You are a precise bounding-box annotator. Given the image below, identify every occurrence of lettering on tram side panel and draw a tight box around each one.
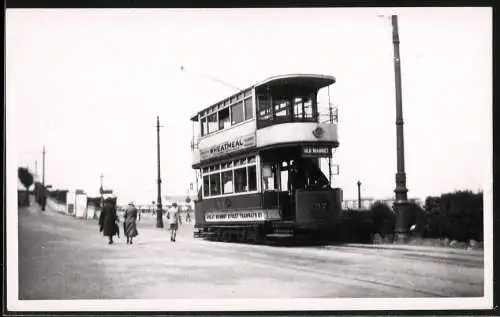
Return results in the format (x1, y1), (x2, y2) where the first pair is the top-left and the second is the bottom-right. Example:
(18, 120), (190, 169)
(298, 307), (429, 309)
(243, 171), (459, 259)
(302, 145), (331, 157)
(200, 133), (256, 161)
(205, 209), (280, 222)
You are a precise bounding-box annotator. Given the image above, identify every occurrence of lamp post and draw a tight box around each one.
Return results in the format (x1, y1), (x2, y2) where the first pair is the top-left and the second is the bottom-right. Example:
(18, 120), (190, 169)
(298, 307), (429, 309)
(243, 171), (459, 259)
(41, 146), (46, 211)
(156, 116), (164, 228)
(390, 14), (410, 242)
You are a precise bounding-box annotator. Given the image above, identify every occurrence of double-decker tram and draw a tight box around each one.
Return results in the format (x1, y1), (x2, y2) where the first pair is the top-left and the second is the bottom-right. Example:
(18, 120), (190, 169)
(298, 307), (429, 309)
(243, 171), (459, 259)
(190, 74), (344, 244)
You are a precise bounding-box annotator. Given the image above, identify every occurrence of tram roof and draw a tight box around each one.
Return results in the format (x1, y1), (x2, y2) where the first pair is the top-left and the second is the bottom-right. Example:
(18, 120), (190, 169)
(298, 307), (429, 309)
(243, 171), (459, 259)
(190, 73), (335, 121)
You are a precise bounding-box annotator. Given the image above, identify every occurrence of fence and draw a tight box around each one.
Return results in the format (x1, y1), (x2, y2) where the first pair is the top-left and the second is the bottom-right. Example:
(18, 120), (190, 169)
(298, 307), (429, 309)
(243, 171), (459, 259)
(342, 198), (424, 210)
(47, 197), (96, 220)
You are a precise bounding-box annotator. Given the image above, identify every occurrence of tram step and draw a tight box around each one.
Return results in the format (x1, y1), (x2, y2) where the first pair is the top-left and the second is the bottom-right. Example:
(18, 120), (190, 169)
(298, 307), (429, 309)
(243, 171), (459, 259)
(266, 233), (294, 238)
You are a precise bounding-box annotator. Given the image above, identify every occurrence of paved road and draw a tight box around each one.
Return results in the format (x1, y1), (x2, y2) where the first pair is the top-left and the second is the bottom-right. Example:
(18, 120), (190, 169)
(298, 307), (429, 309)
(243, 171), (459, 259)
(18, 200), (483, 300)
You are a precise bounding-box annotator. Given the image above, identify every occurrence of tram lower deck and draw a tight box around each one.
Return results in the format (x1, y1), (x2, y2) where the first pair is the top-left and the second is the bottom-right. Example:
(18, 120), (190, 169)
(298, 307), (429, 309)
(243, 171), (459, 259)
(194, 188), (345, 243)
(193, 145), (348, 244)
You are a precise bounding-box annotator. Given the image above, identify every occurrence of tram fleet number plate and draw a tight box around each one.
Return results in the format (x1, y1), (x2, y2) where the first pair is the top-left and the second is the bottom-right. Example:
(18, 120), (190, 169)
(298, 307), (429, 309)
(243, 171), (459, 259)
(302, 145), (331, 157)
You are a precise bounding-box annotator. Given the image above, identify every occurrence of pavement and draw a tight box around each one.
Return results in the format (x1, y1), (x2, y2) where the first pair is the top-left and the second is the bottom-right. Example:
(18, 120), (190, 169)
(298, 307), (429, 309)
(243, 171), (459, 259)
(18, 198), (484, 300)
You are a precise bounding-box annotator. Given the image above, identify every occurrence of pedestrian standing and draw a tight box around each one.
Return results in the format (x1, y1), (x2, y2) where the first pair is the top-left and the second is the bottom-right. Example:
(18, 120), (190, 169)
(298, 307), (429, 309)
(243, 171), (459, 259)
(99, 197), (119, 244)
(123, 202), (139, 245)
(166, 202), (182, 242)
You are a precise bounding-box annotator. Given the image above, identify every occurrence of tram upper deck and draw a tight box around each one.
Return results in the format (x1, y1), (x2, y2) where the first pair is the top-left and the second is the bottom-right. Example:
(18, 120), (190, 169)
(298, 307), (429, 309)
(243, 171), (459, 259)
(190, 74), (338, 168)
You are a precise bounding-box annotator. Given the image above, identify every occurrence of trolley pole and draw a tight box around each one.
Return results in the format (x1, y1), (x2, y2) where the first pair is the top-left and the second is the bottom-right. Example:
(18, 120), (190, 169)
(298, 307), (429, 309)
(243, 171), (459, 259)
(41, 146), (46, 211)
(156, 116), (164, 228)
(391, 15), (410, 242)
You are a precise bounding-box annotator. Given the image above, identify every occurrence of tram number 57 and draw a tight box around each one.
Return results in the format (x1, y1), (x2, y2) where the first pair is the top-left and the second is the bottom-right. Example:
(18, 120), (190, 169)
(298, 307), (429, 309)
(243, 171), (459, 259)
(313, 201), (328, 210)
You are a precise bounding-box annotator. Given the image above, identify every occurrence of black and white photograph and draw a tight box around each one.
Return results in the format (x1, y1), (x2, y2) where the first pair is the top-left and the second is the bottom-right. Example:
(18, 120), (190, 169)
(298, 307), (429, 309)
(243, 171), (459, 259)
(6, 7), (493, 312)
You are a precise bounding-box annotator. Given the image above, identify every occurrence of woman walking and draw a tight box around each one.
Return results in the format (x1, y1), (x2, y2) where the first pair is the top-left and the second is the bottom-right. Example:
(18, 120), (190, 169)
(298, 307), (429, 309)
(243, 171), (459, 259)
(123, 202), (139, 244)
(99, 197), (119, 244)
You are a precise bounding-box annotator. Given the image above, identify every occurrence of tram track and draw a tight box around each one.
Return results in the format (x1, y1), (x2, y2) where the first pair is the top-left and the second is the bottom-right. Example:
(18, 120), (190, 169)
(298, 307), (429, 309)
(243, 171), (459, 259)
(320, 245), (483, 269)
(184, 240), (483, 297)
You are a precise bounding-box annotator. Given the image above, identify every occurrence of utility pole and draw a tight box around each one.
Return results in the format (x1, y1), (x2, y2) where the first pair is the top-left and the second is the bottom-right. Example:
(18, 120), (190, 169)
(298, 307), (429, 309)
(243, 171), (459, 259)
(357, 180), (362, 209)
(41, 146), (46, 211)
(100, 174), (104, 207)
(391, 14), (410, 242)
(156, 116), (164, 228)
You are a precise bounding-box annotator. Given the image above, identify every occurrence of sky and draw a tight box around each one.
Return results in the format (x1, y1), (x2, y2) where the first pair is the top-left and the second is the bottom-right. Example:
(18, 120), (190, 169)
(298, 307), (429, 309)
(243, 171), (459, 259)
(7, 7), (492, 205)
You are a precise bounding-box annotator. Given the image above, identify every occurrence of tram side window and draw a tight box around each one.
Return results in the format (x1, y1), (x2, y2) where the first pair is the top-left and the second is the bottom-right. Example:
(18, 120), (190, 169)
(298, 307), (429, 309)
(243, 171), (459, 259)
(203, 175), (210, 197)
(208, 113), (218, 133)
(231, 101), (244, 125)
(201, 117), (208, 136)
(248, 165), (257, 191)
(222, 170), (233, 194)
(219, 108), (230, 130)
(244, 97), (253, 120)
(258, 94), (272, 120)
(234, 167), (247, 193)
(209, 173), (221, 196)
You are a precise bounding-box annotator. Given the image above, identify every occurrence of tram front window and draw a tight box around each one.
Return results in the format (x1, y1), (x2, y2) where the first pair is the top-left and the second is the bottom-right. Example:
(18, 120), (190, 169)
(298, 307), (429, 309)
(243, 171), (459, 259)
(274, 98), (290, 121)
(257, 89), (318, 128)
(293, 95), (314, 120)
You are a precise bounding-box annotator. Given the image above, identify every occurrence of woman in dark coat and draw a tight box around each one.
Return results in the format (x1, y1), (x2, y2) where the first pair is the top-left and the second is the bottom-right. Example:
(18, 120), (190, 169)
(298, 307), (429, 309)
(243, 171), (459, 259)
(99, 198), (119, 244)
(123, 202), (139, 244)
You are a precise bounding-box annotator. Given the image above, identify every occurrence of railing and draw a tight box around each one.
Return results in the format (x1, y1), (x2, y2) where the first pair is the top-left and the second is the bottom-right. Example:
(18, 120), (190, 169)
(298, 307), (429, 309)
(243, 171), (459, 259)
(342, 198), (424, 210)
(190, 138), (200, 151)
(317, 103), (338, 124)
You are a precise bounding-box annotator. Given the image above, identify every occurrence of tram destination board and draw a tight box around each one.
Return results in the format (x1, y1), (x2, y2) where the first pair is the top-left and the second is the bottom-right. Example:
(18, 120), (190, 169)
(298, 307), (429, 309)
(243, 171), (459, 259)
(302, 145), (331, 157)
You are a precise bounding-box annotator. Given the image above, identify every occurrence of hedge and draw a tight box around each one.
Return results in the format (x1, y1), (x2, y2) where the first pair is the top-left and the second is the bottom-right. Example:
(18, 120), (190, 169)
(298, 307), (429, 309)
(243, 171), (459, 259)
(424, 190), (483, 242)
(370, 201), (396, 238)
(365, 190), (483, 242)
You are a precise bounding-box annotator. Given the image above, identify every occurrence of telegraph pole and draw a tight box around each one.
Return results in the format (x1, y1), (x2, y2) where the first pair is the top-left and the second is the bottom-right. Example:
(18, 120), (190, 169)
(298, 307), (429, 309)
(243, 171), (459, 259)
(41, 146), (46, 211)
(100, 174), (104, 207)
(357, 180), (362, 209)
(156, 116), (164, 228)
(391, 15), (410, 242)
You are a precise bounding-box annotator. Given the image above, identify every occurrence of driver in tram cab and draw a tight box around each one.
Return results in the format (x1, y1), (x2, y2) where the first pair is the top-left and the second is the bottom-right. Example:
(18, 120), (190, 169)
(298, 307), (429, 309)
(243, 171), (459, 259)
(288, 159), (306, 195)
